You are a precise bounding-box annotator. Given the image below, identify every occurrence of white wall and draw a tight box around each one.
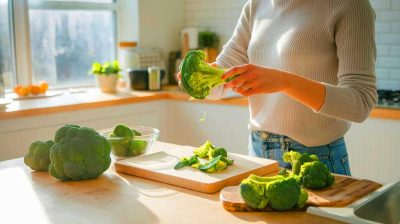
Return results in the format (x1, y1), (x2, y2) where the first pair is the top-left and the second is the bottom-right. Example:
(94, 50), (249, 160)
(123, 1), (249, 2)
(184, 0), (247, 48)
(183, 0), (400, 89)
(370, 0), (400, 89)
(138, 0), (185, 65)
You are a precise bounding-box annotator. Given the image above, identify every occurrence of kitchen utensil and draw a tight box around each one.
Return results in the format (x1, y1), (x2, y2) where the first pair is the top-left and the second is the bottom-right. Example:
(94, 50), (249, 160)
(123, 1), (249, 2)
(181, 27), (198, 58)
(128, 69), (165, 91)
(220, 174), (382, 212)
(115, 146), (279, 194)
(148, 66), (161, 91)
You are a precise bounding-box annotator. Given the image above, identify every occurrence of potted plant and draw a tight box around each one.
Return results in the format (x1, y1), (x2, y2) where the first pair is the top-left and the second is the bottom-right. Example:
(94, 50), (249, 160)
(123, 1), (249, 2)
(90, 61), (121, 93)
(198, 31), (219, 63)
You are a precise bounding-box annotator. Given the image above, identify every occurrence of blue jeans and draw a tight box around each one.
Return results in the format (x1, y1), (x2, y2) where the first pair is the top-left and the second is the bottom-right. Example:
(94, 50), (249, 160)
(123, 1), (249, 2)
(249, 131), (351, 176)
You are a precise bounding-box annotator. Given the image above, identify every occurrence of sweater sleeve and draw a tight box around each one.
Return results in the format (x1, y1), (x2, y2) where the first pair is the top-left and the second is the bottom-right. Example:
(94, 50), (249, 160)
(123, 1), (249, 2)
(207, 0), (254, 100)
(317, 0), (378, 123)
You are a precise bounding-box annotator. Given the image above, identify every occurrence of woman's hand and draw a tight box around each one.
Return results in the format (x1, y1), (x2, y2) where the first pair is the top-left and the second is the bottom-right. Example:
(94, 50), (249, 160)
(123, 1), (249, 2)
(222, 64), (288, 97)
(222, 63), (326, 111)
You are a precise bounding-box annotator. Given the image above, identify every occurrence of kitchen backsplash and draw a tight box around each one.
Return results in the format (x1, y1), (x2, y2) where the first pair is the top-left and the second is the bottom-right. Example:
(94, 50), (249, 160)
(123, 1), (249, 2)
(184, 0), (400, 90)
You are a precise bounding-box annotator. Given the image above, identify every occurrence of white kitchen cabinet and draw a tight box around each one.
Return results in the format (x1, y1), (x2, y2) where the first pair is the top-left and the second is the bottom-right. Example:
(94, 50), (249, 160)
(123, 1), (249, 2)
(0, 101), (168, 161)
(345, 117), (400, 184)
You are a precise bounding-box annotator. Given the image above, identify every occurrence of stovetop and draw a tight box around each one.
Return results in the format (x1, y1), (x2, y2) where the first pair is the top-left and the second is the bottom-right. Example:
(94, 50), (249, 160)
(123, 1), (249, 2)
(377, 89), (400, 109)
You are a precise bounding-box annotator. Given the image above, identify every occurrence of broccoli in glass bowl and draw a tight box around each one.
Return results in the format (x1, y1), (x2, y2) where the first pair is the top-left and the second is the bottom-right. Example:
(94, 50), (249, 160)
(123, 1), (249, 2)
(99, 125), (159, 160)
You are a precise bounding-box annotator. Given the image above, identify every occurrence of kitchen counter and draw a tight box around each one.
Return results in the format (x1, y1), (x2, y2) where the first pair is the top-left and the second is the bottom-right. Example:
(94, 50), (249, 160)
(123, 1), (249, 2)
(0, 141), (343, 224)
(1, 85), (399, 120)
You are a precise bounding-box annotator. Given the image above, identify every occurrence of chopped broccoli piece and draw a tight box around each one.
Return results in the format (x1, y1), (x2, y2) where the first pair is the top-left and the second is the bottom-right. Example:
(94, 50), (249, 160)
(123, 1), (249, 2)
(193, 140), (213, 158)
(283, 151), (319, 175)
(112, 124), (134, 138)
(129, 140), (147, 156)
(198, 155), (227, 173)
(299, 161), (335, 189)
(108, 124), (145, 157)
(174, 155), (199, 169)
(208, 147), (227, 160)
(179, 50), (239, 99)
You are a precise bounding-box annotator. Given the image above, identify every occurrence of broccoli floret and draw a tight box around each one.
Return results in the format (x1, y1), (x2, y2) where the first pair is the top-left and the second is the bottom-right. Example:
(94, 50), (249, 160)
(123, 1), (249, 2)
(179, 50), (238, 99)
(176, 140), (233, 172)
(297, 188), (309, 208)
(198, 155), (227, 173)
(111, 124), (134, 138)
(129, 140), (147, 156)
(24, 140), (55, 171)
(174, 155), (199, 169)
(193, 140), (213, 158)
(298, 161), (335, 189)
(49, 124), (111, 181)
(208, 147), (227, 159)
(283, 151), (319, 175)
(108, 124), (145, 157)
(240, 174), (308, 211)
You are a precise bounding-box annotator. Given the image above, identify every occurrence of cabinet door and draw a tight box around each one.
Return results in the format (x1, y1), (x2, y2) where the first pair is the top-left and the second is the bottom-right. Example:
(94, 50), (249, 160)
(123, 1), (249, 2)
(0, 101), (166, 161)
(345, 118), (400, 183)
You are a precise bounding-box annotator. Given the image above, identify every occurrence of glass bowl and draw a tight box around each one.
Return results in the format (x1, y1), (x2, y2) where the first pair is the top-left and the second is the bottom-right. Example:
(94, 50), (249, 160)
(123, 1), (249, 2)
(99, 126), (159, 160)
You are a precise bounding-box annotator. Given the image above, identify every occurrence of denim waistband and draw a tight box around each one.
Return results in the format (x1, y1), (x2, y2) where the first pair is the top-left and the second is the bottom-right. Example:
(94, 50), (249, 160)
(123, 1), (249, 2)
(252, 130), (295, 143)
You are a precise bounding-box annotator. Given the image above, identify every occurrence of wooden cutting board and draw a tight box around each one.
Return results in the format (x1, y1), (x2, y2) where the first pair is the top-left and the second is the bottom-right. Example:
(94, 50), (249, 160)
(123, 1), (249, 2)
(220, 174), (382, 212)
(114, 146), (279, 194)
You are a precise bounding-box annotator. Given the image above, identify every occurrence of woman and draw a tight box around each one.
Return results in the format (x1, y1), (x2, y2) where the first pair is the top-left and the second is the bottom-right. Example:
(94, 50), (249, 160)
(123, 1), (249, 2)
(180, 0), (377, 175)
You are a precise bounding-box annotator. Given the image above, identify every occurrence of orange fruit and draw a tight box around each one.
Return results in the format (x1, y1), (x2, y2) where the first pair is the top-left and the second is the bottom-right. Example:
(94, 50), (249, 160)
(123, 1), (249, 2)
(18, 86), (30, 96)
(13, 85), (22, 94)
(30, 85), (42, 95)
(39, 81), (48, 93)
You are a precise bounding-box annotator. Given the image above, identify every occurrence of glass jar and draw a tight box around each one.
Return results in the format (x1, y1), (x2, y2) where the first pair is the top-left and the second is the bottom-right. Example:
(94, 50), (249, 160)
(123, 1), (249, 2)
(118, 41), (140, 90)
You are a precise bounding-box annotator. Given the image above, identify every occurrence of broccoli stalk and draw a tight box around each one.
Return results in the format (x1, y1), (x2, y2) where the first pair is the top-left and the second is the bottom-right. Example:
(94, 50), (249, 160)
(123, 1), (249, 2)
(179, 50), (239, 99)
(240, 174), (307, 211)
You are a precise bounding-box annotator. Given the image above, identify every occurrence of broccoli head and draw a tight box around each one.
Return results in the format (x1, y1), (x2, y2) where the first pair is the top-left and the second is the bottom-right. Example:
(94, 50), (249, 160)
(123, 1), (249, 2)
(283, 151), (319, 175)
(240, 174), (308, 211)
(298, 161), (335, 189)
(24, 140), (55, 171)
(49, 124), (111, 181)
(179, 50), (238, 99)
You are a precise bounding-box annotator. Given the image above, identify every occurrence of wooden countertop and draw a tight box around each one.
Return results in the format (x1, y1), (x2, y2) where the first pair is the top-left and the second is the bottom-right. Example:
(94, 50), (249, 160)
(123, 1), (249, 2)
(1, 85), (399, 120)
(0, 141), (343, 224)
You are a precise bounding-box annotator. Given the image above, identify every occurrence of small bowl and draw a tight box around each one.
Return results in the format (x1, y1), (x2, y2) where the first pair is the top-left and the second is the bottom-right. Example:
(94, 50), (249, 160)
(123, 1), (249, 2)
(99, 126), (159, 160)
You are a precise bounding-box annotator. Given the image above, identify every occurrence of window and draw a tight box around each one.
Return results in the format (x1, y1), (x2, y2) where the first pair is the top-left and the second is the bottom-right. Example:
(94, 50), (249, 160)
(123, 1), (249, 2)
(28, 0), (117, 87)
(2, 0), (136, 89)
(29, 10), (116, 86)
(0, 0), (15, 89)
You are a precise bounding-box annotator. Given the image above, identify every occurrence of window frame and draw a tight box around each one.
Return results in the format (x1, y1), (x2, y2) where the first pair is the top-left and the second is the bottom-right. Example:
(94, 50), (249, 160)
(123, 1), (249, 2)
(9, 0), (132, 89)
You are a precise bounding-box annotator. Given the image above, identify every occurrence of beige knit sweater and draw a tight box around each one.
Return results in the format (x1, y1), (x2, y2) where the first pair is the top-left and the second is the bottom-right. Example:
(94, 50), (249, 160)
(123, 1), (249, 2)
(212, 0), (378, 146)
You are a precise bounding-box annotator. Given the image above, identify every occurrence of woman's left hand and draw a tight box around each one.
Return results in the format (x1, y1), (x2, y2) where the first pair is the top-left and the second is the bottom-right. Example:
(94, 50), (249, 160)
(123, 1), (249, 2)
(222, 64), (288, 97)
